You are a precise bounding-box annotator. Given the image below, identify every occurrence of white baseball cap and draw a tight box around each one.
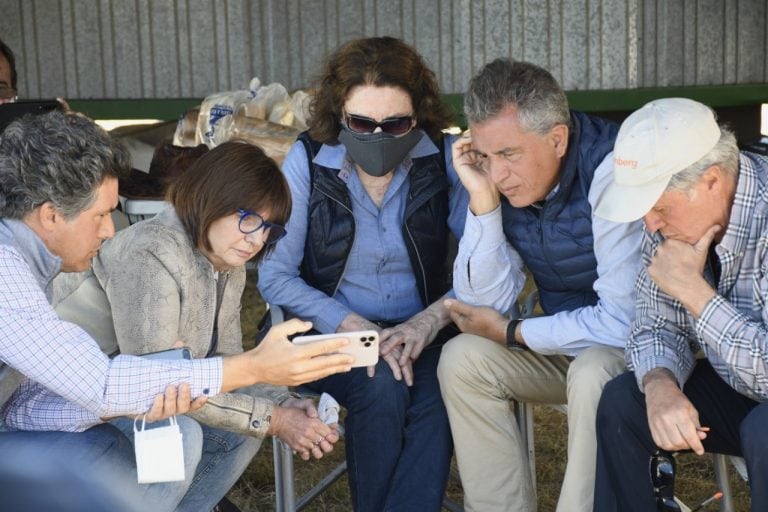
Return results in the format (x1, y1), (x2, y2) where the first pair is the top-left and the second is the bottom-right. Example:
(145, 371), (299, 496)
(594, 98), (721, 222)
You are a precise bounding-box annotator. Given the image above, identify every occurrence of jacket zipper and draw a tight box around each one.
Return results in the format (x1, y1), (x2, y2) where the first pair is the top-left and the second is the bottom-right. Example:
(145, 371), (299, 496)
(317, 187), (356, 298)
(404, 222), (428, 305)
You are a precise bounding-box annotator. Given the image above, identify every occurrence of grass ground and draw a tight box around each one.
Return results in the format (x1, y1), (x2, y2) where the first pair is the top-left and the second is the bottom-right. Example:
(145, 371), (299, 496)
(230, 271), (751, 511)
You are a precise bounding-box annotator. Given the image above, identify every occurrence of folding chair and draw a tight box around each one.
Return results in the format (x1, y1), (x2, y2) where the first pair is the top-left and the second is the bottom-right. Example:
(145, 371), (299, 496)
(272, 420), (348, 511)
(263, 304), (464, 511)
(713, 454), (748, 512)
(262, 304), (348, 511)
(513, 291), (747, 512)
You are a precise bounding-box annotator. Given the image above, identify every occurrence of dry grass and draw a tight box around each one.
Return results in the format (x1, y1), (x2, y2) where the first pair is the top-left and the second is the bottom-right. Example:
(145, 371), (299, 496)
(231, 271), (751, 511)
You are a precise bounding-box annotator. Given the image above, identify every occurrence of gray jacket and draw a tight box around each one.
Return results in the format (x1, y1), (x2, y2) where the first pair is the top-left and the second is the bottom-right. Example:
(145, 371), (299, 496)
(55, 207), (289, 438)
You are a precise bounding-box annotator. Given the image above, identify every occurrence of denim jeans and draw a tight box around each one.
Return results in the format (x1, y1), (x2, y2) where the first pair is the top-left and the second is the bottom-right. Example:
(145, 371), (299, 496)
(594, 361), (766, 512)
(0, 423), (143, 511)
(303, 343), (453, 512)
(112, 415), (261, 511)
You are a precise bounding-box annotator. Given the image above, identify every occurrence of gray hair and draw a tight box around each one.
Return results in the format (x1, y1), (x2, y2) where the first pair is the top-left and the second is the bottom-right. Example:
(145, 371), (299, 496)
(666, 125), (739, 194)
(464, 58), (571, 134)
(0, 110), (130, 219)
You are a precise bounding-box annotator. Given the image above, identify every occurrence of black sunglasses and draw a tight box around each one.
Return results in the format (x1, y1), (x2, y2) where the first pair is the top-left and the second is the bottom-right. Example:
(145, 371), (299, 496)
(237, 209), (287, 245)
(343, 113), (415, 136)
(650, 450), (681, 512)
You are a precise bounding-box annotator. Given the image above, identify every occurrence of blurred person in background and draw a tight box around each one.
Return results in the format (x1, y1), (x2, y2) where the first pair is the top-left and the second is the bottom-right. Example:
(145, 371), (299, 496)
(0, 36), (69, 110)
(0, 37), (17, 104)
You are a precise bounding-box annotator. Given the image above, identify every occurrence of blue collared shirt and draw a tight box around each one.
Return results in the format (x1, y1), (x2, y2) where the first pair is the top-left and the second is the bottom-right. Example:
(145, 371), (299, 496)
(259, 131), (468, 333)
(453, 152), (643, 356)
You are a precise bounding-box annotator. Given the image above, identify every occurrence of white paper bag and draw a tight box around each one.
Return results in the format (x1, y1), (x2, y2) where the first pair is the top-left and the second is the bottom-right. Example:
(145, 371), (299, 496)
(133, 415), (185, 484)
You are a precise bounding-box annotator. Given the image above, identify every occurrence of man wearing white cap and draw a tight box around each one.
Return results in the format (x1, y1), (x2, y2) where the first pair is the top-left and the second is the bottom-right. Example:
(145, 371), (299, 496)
(437, 58), (643, 512)
(593, 97), (768, 511)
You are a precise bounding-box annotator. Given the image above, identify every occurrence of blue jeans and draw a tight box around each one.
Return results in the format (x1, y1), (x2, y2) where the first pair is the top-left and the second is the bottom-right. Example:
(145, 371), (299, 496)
(112, 416), (261, 511)
(594, 360), (766, 512)
(0, 423), (142, 511)
(303, 343), (452, 512)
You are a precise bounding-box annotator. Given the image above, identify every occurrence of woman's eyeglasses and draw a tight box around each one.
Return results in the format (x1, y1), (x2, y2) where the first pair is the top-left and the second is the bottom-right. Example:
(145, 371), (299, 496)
(237, 209), (287, 245)
(343, 113), (415, 136)
(650, 450), (681, 512)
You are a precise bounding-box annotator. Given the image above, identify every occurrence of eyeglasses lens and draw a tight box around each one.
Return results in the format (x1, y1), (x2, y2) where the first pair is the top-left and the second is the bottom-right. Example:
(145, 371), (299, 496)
(345, 114), (413, 136)
(650, 451), (680, 512)
(239, 210), (287, 245)
(239, 212), (264, 234)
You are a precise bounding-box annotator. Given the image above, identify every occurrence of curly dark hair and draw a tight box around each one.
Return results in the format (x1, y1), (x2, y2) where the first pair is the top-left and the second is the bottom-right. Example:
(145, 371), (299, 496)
(308, 36), (454, 143)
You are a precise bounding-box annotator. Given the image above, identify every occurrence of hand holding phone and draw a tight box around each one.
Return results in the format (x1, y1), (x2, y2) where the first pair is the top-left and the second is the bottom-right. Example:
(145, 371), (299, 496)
(293, 330), (379, 367)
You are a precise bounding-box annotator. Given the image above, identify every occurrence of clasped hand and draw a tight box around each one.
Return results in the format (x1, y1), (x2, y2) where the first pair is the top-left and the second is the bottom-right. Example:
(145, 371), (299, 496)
(377, 313), (439, 386)
(270, 397), (341, 461)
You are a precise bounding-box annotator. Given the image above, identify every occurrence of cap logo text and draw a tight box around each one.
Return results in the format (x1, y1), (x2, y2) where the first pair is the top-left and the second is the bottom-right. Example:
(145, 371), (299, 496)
(614, 156), (638, 169)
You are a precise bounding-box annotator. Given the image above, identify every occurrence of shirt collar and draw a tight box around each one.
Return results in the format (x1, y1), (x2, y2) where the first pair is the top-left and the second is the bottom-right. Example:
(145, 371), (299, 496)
(0, 218), (62, 299)
(313, 129), (438, 170)
(718, 153), (760, 259)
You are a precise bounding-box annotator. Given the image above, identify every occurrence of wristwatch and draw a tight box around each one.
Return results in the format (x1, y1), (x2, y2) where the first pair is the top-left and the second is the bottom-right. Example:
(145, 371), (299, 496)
(506, 318), (528, 351)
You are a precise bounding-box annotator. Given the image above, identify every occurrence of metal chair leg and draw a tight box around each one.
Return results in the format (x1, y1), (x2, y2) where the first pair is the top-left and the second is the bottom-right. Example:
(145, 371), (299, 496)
(514, 400), (537, 497)
(274, 437), (296, 512)
(295, 460), (347, 510)
(713, 453), (734, 512)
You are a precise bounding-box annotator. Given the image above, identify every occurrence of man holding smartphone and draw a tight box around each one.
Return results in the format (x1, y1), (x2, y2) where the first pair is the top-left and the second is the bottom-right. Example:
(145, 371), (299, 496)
(0, 110), (354, 510)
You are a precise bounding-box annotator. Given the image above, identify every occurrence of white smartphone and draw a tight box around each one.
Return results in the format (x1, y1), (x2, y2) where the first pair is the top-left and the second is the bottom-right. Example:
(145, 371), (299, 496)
(293, 330), (379, 367)
(141, 347), (192, 361)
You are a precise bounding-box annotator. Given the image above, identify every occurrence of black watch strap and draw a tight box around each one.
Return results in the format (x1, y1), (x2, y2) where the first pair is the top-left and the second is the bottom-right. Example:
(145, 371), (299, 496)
(506, 318), (528, 351)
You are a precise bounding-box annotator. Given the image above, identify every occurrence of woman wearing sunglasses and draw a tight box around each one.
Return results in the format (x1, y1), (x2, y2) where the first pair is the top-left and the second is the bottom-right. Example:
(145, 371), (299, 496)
(55, 141), (347, 510)
(259, 37), (469, 511)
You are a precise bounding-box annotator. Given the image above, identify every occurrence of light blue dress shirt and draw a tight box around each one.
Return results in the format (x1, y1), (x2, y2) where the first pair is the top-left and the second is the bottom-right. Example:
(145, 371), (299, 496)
(453, 152), (644, 357)
(258, 131), (468, 334)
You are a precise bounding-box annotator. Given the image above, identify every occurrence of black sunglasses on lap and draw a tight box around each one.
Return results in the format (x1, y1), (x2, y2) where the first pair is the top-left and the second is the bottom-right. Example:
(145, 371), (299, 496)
(650, 450), (681, 511)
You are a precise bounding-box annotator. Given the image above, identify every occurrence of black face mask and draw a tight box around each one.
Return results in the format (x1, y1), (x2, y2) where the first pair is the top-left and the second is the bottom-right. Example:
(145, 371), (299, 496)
(337, 127), (422, 177)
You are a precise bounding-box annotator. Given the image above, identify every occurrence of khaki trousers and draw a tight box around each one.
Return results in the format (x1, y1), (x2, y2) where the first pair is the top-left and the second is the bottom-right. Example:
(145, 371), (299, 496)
(437, 334), (625, 512)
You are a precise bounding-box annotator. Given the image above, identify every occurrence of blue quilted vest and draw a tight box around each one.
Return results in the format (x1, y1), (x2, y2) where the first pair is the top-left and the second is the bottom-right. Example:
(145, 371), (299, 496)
(501, 111), (618, 315)
(297, 132), (452, 308)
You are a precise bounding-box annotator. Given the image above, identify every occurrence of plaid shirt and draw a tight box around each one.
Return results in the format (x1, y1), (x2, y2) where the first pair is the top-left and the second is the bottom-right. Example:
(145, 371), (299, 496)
(0, 219), (223, 432)
(628, 152), (768, 402)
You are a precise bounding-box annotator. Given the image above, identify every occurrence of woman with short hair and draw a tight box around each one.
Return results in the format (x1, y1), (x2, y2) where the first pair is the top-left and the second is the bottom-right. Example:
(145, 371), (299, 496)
(57, 140), (345, 511)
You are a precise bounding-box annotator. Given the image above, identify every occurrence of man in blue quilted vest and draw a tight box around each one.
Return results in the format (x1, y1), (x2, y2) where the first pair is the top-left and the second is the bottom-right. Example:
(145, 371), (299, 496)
(437, 58), (643, 512)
